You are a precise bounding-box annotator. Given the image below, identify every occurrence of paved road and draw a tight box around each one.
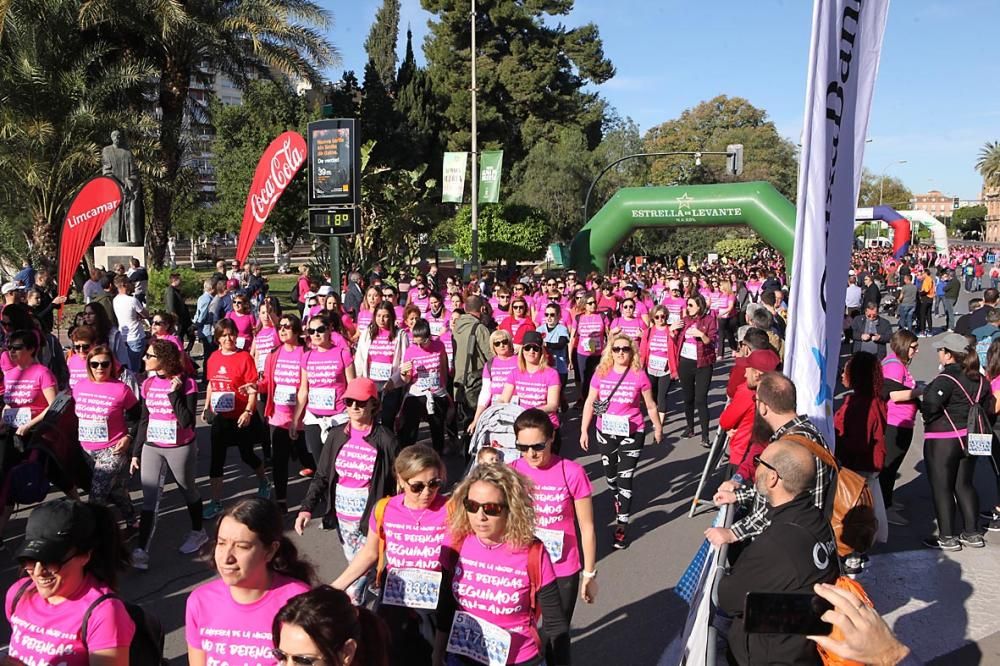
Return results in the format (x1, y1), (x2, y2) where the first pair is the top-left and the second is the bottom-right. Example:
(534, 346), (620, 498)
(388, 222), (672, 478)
(2, 291), (999, 664)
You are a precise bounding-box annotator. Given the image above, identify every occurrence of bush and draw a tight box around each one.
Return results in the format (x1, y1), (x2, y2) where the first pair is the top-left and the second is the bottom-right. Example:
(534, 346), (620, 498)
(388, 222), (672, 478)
(433, 203), (551, 263)
(714, 237), (764, 260)
(146, 267), (202, 310)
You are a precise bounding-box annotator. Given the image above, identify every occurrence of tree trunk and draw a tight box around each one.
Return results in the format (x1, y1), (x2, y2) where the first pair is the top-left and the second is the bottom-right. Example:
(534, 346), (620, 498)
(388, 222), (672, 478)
(33, 212), (58, 270)
(149, 66), (190, 268)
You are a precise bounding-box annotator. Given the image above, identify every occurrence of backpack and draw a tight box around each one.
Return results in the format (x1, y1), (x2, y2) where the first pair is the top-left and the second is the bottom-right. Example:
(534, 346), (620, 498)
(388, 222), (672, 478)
(975, 330), (1000, 368)
(4, 449), (50, 505)
(784, 434), (877, 557)
(11, 580), (167, 665)
(938, 373), (993, 456)
(289, 280), (300, 303)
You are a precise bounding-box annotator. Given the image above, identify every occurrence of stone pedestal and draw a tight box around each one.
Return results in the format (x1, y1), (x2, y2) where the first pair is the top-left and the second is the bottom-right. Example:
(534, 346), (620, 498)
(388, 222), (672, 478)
(93, 244), (146, 271)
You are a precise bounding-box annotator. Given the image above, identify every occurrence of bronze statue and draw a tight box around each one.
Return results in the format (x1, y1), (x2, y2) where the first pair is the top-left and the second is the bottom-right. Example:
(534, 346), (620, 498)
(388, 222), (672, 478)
(100, 130), (144, 244)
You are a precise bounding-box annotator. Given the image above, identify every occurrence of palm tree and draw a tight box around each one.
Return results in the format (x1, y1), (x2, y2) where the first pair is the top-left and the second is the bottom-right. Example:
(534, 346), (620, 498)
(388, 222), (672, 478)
(79, 0), (338, 266)
(978, 141), (1000, 189)
(0, 0), (154, 264)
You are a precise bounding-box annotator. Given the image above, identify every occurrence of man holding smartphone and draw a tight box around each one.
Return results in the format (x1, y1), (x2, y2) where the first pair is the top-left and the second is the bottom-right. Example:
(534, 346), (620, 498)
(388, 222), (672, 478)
(716, 439), (839, 665)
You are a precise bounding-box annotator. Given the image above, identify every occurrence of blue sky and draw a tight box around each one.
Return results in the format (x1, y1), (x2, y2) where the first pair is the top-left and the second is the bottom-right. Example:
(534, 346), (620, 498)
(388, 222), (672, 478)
(320, 0), (998, 200)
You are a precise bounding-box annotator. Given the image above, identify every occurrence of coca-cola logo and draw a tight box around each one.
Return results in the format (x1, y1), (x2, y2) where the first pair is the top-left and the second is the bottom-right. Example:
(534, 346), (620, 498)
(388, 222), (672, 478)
(249, 135), (306, 225)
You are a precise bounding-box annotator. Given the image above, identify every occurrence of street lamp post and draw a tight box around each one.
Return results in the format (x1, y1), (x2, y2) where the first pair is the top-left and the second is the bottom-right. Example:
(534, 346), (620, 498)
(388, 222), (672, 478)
(469, 0), (479, 276)
(878, 159), (907, 206)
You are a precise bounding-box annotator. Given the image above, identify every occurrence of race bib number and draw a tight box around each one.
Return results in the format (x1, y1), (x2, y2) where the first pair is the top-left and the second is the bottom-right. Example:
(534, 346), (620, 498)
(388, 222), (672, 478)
(147, 419), (177, 445)
(273, 385), (297, 407)
(335, 484), (369, 520)
(308, 387), (337, 410)
(446, 611), (511, 666)
(369, 362), (392, 382)
(648, 354), (667, 373)
(429, 320), (446, 337)
(2, 407), (31, 428)
(968, 433), (992, 456)
(601, 413), (631, 437)
(416, 372), (440, 391)
(583, 337), (598, 354)
(211, 391), (236, 413)
(236, 336), (247, 350)
(255, 353), (267, 372)
(535, 527), (565, 562)
(382, 568), (442, 610)
(668, 313), (681, 325)
(78, 418), (109, 442)
(680, 341), (698, 360)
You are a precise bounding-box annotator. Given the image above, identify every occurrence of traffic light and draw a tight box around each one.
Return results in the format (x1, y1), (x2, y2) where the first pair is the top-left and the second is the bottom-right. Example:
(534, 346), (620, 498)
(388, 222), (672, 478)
(953, 196), (960, 209)
(726, 144), (744, 176)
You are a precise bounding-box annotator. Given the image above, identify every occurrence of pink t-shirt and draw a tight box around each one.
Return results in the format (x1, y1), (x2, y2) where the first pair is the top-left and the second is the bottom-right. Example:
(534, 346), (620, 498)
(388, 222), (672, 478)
(335, 425), (376, 523)
(5, 576), (135, 665)
(369, 494), (449, 572)
(409, 293), (431, 316)
(449, 537), (557, 664)
(254, 326), (280, 372)
(882, 354), (918, 428)
(511, 457), (592, 577)
(403, 339), (448, 394)
(225, 311), (257, 350)
(157, 333), (184, 352)
(266, 345), (305, 429)
(142, 374), (199, 446)
(492, 306), (511, 326)
(185, 574), (309, 662)
(591, 368), (652, 433)
(67, 353), (88, 390)
(647, 326), (671, 376)
(366, 328), (397, 382)
(357, 309), (374, 330)
(610, 316), (647, 345)
(304, 345), (353, 416)
(663, 295), (686, 321)
(72, 379), (138, 451)
(505, 366), (561, 428)
(484, 355), (520, 402)
(3, 362), (56, 419)
(426, 309), (452, 339)
(574, 313), (606, 356)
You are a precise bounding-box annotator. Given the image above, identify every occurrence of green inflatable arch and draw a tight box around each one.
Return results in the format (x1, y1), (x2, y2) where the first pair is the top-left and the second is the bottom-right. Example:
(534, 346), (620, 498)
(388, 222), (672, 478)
(569, 181), (796, 274)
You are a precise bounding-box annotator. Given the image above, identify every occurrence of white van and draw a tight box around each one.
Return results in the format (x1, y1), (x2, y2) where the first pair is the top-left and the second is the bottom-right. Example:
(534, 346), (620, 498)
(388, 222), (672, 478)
(864, 237), (892, 249)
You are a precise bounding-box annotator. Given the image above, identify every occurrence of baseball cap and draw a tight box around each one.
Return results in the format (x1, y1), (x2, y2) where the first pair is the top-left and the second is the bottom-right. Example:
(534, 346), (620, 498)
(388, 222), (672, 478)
(521, 331), (544, 348)
(317, 285), (333, 296)
(746, 349), (781, 373)
(1, 282), (25, 295)
(226, 278), (239, 290)
(624, 283), (638, 291)
(343, 377), (378, 403)
(17, 499), (96, 563)
(933, 333), (971, 354)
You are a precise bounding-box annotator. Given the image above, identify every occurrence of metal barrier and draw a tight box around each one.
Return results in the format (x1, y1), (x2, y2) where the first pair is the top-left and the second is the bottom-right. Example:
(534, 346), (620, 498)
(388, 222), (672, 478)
(688, 424), (730, 518)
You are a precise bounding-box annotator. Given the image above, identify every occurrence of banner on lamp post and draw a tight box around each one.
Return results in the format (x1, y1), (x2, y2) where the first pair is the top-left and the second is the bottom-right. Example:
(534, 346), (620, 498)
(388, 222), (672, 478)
(442, 152), (468, 203)
(57, 176), (123, 302)
(785, 0), (889, 449)
(235, 131), (307, 265)
(478, 150), (503, 204)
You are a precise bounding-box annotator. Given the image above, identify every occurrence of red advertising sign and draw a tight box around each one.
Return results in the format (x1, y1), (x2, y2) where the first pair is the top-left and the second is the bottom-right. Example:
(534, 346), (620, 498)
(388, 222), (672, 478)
(235, 131), (307, 265)
(57, 176), (123, 300)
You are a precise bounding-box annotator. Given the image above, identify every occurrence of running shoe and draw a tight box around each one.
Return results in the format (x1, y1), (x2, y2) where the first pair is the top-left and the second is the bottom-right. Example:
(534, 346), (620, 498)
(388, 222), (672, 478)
(257, 479), (273, 500)
(132, 547), (150, 571)
(202, 500), (223, 520)
(612, 525), (629, 550)
(959, 532), (986, 548)
(299, 468), (315, 478)
(681, 428), (694, 439)
(922, 536), (961, 551)
(179, 529), (209, 555)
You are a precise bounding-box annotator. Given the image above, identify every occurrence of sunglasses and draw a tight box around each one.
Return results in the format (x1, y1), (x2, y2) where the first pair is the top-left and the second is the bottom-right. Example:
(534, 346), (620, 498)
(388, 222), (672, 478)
(493, 340), (510, 347)
(21, 552), (76, 576)
(234, 301), (247, 306)
(653, 314), (666, 320)
(271, 648), (323, 666)
(344, 398), (371, 408)
(407, 478), (444, 494)
(622, 305), (635, 310)
(515, 441), (547, 452)
(151, 320), (165, 326)
(753, 454), (781, 479)
(73, 344), (92, 351)
(307, 326), (328, 335)
(545, 312), (558, 317)
(586, 301), (596, 306)
(89, 360), (112, 369)
(512, 305), (526, 310)
(463, 498), (506, 517)
(8, 344), (26, 351)
(522, 344), (542, 353)
(279, 323), (293, 330)
(611, 346), (632, 353)
(382, 293), (394, 298)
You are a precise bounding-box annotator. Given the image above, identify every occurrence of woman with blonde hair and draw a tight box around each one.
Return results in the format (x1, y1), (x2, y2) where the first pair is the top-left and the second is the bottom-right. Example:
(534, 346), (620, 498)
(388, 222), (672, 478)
(467, 329), (519, 433)
(441, 463), (570, 666)
(580, 334), (662, 550)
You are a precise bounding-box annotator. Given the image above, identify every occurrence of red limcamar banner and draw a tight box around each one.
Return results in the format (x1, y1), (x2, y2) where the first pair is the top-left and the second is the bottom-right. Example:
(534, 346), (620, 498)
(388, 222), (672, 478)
(57, 176), (124, 300)
(235, 131), (307, 265)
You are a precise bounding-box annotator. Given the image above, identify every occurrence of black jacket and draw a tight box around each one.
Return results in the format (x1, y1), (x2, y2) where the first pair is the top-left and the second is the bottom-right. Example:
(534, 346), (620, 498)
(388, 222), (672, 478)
(850, 315), (892, 359)
(920, 363), (994, 438)
(718, 493), (839, 666)
(862, 284), (881, 309)
(301, 422), (398, 534)
(164, 284), (191, 330)
(956, 305), (995, 336)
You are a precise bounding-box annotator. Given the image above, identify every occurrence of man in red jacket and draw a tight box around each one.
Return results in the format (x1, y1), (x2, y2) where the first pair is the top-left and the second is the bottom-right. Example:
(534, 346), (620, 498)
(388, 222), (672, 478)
(719, 349), (781, 479)
(726, 327), (779, 399)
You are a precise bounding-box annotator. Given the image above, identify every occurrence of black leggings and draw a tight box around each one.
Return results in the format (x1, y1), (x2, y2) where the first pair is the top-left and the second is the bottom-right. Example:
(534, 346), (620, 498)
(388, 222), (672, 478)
(398, 395), (449, 452)
(596, 429), (643, 523)
(718, 317), (738, 357)
(878, 425), (914, 507)
(648, 372), (673, 414)
(543, 574), (579, 663)
(924, 437), (979, 538)
(209, 414), (264, 478)
(573, 352), (599, 400)
(678, 357), (712, 437)
(304, 423), (329, 468)
(270, 426), (316, 503)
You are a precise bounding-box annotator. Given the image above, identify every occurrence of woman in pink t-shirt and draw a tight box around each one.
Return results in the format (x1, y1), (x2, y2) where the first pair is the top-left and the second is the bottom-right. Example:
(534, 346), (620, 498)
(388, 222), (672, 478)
(250, 298), (281, 463)
(500, 330), (562, 450)
(298, 312), (356, 466)
(441, 463), (569, 666)
(187, 497), (315, 666)
(500, 297), (534, 349)
(150, 310), (184, 351)
(609, 298), (648, 347)
(640, 305), (676, 424)
(510, 408), (597, 639)
(354, 301), (409, 424)
(468, 330), (519, 434)
(6, 500), (134, 666)
(427, 291), (454, 367)
(225, 293), (260, 351)
(878, 330), (922, 524)
(72, 345), (140, 528)
(399, 319), (450, 452)
(354, 286), (383, 340)
(569, 292), (606, 409)
(332, 445), (449, 664)
(580, 335), (663, 550)
(66, 325), (97, 390)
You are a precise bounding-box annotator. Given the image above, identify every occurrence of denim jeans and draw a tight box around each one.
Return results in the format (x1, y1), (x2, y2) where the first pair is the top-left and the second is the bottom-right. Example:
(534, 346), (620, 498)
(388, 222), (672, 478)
(125, 336), (147, 373)
(943, 298), (957, 331)
(898, 304), (915, 331)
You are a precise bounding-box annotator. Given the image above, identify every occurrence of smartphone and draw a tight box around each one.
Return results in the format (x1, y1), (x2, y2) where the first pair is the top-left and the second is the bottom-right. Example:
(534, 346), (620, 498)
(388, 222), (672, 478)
(743, 592), (833, 635)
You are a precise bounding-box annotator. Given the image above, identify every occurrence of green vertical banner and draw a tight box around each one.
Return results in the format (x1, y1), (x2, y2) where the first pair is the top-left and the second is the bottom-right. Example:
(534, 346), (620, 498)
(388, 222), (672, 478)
(442, 152), (468, 203)
(478, 150), (504, 204)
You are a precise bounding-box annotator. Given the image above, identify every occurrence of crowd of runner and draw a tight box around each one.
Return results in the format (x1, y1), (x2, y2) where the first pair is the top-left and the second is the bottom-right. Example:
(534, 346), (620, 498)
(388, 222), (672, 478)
(3, 243), (996, 664)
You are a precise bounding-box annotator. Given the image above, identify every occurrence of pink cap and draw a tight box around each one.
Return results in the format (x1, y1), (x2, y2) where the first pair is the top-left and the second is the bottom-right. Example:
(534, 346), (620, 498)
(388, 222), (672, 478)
(343, 377), (378, 402)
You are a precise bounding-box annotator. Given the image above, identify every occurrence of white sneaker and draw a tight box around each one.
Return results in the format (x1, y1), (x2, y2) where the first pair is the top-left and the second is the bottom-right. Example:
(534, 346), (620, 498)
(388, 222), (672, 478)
(179, 529), (209, 555)
(132, 547), (150, 571)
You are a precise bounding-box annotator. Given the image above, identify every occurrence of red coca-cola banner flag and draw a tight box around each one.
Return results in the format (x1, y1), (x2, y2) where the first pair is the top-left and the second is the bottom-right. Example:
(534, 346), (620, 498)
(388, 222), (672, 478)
(57, 176), (123, 301)
(235, 131), (307, 265)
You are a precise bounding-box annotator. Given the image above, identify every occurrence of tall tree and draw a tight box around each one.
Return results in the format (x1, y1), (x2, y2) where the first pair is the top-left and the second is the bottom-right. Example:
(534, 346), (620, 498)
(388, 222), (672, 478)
(978, 141), (1000, 189)
(79, 0), (337, 266)
(857, 168), (912, 208)
(421, 0), (614, 190)
(361, 59), (399, 167)
(394, 29), (442, 172)
(364, 0), (400, 93)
